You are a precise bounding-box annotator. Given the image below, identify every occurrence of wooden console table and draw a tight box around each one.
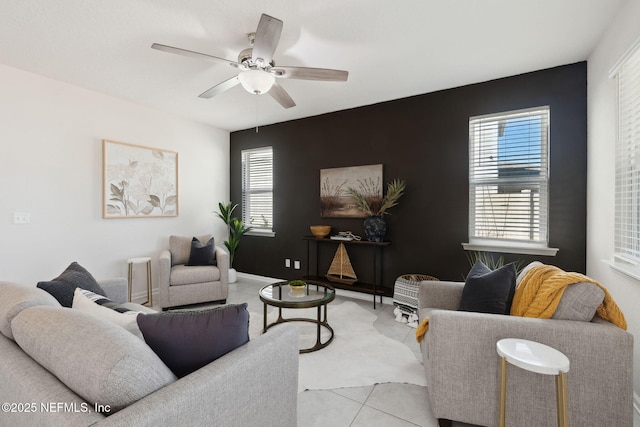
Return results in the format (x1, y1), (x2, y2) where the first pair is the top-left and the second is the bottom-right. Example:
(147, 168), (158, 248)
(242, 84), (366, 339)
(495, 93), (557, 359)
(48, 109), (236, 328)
(303, 236), (390, 308)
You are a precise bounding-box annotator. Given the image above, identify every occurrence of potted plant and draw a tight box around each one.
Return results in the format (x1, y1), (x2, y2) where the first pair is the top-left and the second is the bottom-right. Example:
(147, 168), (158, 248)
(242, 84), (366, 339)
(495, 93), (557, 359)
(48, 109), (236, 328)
(216, 202), (252, 283)
(347, 178), (406, 242)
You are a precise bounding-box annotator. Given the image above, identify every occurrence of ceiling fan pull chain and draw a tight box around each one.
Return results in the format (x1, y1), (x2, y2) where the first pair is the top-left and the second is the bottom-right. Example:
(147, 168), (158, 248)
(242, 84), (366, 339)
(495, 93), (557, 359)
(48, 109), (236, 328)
(255, 98), (258, 133)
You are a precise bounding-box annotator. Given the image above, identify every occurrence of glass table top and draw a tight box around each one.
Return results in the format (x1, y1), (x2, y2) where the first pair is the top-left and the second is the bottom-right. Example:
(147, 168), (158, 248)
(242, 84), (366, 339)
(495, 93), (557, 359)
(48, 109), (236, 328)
(259, 281), (335, 306)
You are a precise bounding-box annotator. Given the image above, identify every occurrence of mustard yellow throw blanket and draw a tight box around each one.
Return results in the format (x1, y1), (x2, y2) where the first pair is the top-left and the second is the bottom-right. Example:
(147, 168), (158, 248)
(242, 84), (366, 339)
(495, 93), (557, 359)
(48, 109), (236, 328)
(416, 264), (627, 343)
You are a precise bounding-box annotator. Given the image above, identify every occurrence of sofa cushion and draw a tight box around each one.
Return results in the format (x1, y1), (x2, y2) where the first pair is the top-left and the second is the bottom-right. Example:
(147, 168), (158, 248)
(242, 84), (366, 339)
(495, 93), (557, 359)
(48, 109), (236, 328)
(0, 282), (60, 340)
(72, 289), (144, 339)
(170, 264), (220, 286)
(170, 234), (212, 266)
(11, 306), (176, 413)
(136, 303), (250, 378)
(458, 261), (516, 315)
(186, 237), (217, 266)
(37, 262), (107, 307)
(552, 282), (605, 322)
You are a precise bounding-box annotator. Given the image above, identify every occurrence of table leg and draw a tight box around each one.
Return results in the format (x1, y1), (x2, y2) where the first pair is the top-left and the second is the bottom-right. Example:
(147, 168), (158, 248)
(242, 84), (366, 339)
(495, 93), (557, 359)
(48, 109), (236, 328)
(499, 356), (507, 427)
(146, 260), (153, 307)
(316, 306), (321, 348)
(556, 372), (568, 427)
(127, 262), (133, 302)
(263, 302), (267, 333)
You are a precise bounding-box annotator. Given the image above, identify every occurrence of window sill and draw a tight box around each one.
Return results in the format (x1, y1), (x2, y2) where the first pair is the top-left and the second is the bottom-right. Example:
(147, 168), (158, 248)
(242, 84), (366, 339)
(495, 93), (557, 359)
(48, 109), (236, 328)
(245, 230), (276, 238)
(605, 258), (640, 282)
(462, 241), (558, 256)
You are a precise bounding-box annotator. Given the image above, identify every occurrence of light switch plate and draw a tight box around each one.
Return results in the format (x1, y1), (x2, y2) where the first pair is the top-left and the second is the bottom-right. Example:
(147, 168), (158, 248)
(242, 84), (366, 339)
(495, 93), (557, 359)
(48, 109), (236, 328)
(13, 212), (30, 224)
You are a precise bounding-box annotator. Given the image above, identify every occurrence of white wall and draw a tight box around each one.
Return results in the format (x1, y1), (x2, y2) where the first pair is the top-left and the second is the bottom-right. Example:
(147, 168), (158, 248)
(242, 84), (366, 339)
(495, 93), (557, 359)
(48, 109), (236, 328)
(587, 0), (640, 401)
(0, 64), (230, 298)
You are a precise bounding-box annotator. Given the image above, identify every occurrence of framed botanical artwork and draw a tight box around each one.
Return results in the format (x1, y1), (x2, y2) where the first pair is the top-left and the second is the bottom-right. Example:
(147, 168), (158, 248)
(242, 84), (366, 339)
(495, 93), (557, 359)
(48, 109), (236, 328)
(320, 164), (383, 218)
(102, 139), (178, 218)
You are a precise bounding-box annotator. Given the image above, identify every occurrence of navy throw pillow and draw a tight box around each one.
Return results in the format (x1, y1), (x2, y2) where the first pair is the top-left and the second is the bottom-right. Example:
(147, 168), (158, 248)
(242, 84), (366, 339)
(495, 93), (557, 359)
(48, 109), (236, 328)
(136, 303), (250, 378)
(37, 262), (107, 307)
(458, 260), (516, 315)
(186, 237), (217, 266)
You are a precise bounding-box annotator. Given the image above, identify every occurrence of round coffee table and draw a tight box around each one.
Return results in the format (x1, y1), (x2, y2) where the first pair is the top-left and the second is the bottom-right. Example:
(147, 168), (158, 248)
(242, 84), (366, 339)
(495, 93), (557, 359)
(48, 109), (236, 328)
(259, 281), (335, 353)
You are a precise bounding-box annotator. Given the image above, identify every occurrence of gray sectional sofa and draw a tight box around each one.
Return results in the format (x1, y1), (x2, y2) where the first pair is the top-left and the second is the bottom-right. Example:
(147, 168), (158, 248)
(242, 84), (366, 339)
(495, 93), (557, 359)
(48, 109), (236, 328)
(0, 279), (299, 427)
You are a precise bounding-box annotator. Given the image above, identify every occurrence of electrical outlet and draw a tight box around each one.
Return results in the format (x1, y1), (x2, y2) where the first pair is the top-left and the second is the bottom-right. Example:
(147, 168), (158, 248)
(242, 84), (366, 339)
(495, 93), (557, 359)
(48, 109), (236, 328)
(13, 212), (30, 224)
(285, 259), (291, 268)
(294, 260), (301, 270)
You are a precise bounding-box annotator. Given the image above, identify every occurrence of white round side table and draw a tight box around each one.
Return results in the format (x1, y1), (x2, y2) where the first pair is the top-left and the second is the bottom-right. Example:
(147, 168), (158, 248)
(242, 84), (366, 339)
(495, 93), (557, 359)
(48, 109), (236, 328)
(127, 257), (152, 307)
(496, 338), (570, 427)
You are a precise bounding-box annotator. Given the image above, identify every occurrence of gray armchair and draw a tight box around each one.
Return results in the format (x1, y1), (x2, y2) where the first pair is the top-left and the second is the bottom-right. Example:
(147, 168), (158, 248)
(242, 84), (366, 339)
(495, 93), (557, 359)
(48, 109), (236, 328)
(158, 235), (229, 309)
(418, 280), (633, 427)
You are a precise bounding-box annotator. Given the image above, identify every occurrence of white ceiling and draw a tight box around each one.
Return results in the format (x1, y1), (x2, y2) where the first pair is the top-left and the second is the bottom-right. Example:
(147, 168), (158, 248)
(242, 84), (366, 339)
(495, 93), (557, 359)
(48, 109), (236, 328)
(0, 0), (626, 132)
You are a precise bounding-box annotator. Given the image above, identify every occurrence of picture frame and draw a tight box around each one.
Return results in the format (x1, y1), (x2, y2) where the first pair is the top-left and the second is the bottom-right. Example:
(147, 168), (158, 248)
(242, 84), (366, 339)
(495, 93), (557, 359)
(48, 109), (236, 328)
(102, 139), (178, 218)
(320, 164), (383, 218)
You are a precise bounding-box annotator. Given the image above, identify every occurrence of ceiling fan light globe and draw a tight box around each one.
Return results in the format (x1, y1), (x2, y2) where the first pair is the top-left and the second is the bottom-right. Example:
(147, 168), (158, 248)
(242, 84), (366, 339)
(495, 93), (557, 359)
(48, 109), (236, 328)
(238, 70), (275, 95)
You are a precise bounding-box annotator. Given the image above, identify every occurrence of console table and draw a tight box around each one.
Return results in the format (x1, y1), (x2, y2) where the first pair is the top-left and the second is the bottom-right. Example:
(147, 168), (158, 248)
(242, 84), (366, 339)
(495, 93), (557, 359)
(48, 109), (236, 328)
(302, 236), (390, 308)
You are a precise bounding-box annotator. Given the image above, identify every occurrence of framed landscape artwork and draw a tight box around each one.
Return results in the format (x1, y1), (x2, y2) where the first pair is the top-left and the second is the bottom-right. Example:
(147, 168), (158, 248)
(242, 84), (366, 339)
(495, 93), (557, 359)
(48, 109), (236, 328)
(102, 139), (178, 218)
(320, 164), (383, 218)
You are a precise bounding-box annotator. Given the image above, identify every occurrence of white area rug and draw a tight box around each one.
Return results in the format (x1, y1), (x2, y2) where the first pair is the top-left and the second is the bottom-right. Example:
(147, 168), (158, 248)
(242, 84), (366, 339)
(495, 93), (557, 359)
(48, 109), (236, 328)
(250, 301), (426, 392)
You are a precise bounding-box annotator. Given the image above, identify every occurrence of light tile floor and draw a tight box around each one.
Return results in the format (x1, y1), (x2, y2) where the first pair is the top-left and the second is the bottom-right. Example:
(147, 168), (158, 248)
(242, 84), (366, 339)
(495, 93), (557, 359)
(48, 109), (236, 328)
(221, 274), (640, 427)
(225, 274), (477, 427)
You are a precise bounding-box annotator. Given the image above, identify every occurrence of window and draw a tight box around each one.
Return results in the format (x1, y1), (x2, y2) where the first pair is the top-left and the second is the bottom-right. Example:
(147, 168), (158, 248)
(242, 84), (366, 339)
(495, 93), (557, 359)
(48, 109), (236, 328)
(241, 147), (274, 236)
(465, 106), (556, 255)
(614, 43), (640, 264)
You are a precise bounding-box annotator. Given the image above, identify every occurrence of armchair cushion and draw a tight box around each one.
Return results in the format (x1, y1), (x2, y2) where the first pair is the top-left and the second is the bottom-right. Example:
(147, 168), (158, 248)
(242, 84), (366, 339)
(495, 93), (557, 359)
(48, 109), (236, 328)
(170, 264), (221, 286)
(186, 237), (217, 266)
(458, 261), (516, 315)
(37, 262), (107, 307)
(136, 303), (250, 378)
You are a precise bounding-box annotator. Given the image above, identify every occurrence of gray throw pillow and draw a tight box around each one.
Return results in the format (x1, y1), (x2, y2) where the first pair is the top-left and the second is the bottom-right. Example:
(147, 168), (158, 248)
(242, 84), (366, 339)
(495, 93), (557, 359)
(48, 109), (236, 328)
(552, 282), (604, 322)
(37, 262), (106, 307)
(137, 303), (250, 378)
(186, 237), (217, 266)
(11, 306), (176, 413)
(458, 261), (516, 315)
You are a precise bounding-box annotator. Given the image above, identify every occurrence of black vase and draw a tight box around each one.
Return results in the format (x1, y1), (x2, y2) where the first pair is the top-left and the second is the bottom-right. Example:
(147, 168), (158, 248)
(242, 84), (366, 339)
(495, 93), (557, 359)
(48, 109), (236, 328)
(363, 215), (386, 242)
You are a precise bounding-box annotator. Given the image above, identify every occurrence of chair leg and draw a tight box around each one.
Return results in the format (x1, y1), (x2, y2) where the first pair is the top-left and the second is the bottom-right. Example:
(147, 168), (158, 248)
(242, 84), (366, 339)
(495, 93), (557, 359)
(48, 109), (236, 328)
(437, 419), (452, 427)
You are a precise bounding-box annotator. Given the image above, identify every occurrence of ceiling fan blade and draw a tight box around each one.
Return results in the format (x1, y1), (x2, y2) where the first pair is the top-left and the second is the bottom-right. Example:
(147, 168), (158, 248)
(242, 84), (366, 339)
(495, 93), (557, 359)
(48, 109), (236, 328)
(268, 81), (296, 108)
(198, 76), (241, 99)
(272, 66), (348, 81)
(151, 43), (236, 66)
(252, 14), (283, 65)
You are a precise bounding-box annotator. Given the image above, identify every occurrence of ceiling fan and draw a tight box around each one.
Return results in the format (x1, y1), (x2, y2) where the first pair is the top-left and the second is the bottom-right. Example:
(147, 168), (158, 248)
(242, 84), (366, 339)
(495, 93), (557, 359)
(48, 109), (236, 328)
(151, 13), (349, 109)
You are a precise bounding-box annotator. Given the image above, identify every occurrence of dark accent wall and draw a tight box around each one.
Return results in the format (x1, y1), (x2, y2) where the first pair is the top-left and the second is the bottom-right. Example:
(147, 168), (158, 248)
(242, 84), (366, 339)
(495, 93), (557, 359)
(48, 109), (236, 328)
(230, 62), (587, 290)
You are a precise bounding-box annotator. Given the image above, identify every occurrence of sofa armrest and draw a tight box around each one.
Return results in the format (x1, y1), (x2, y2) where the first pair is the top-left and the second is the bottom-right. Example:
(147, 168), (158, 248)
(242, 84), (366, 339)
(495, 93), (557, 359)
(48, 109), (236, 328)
(97, 323), (299, 427)
(215, 245), (229, 283)
(424, 310), (633, 426)
(98, 278), (128, 304)
(418, 280), (464, 311)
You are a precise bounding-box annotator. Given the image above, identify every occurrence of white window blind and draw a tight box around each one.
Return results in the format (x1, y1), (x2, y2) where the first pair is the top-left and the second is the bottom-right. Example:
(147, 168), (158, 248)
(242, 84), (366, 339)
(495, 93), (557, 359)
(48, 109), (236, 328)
(614, 44), (640, 262)
(468, 107), (550, 245)
(242, 147), (273, 234)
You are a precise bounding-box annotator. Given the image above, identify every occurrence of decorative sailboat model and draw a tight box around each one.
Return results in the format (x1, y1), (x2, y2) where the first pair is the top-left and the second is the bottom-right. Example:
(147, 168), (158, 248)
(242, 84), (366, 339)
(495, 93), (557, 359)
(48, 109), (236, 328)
(326, 243), (357, 285)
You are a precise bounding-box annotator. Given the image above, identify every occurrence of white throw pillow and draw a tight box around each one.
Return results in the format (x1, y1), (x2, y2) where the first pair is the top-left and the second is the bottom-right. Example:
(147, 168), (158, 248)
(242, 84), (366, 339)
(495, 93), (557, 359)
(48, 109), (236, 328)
(72, 288), (143, 339)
